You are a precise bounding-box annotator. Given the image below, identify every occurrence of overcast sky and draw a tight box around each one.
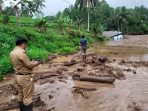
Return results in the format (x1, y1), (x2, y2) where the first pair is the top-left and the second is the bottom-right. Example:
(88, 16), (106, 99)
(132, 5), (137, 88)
(43, 0), (148, 16)
(4, 0), (148, 16)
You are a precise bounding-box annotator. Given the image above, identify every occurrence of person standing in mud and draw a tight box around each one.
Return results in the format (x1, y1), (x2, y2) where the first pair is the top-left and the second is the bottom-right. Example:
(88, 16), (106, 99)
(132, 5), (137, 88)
(80, 35), (88, 60)
(10, 38), (40, 111)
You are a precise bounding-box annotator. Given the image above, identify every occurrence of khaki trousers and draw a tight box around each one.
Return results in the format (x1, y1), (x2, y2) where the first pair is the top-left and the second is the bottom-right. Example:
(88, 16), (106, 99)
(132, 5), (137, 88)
(15, 75), (34, 105)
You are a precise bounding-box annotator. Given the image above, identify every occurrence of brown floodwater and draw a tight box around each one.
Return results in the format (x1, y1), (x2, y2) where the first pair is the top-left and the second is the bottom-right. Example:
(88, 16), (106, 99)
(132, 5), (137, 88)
(90, 42), (148, 61)
(35, 40), (148, 111)
(4, 35), (148, 111)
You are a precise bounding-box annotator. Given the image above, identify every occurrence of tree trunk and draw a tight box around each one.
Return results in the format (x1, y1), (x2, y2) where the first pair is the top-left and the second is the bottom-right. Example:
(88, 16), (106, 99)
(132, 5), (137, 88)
(87, 0), (90, 32)
(79, 75), (116, 83)
(0, 4), (2, 14)
(16, 11), (20, 26)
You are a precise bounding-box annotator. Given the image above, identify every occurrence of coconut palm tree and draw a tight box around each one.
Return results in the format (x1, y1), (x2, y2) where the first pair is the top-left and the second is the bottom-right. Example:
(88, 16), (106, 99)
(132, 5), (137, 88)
(75, 0), (101, 31)
(116, 7), (128, 32)
(6, 0), (45, 25)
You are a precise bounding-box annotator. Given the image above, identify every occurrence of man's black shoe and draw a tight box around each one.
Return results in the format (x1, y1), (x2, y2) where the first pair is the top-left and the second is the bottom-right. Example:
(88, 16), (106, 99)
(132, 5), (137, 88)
(19, 101), (24, 111)
(23, 104), (33, 111)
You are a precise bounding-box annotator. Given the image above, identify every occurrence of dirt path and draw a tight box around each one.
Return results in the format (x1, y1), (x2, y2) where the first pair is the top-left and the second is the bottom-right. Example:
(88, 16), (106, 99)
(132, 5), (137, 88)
(0, 35), (148, 111)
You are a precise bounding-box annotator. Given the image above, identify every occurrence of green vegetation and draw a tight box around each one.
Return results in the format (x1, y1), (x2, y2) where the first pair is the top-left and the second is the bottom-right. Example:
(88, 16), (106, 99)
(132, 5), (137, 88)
(0, 16), (96, 78)
(62, 0), (148, 35)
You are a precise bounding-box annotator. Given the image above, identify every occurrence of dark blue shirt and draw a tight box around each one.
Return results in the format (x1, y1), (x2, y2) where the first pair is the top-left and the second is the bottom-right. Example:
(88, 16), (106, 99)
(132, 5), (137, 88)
(80, 38), (87, 48)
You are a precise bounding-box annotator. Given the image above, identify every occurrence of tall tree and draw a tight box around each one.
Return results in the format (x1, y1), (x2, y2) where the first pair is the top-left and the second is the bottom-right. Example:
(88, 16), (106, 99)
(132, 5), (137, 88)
(3, 0), (45, 25)
(75, 0), (101, 31)
(0, 0), (3, 13)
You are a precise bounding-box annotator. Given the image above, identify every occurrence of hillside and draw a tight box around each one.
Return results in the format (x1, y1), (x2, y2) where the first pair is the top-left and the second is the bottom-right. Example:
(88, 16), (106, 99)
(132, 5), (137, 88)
(0, 16), (95, 77)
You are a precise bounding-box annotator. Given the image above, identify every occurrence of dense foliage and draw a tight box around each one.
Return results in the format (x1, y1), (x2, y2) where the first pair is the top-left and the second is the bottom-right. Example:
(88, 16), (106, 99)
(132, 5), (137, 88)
(61, 0), (148, 34)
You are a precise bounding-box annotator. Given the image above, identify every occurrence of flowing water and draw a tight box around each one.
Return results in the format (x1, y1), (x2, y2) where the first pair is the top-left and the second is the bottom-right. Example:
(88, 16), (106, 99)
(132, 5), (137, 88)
(35, 39), (148, 111)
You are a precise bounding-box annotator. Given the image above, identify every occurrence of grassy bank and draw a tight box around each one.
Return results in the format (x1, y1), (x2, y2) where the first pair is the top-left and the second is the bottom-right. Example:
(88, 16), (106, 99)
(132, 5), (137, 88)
(0, 16), (98, 78)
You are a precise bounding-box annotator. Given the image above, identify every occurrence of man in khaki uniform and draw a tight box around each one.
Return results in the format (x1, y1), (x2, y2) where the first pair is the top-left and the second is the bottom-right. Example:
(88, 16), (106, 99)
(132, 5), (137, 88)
(10, 38), (40, 111)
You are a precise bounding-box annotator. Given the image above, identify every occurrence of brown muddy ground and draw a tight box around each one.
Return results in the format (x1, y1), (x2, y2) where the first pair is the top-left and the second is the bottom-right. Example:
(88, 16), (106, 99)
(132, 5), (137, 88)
(0, 35), (148, 111)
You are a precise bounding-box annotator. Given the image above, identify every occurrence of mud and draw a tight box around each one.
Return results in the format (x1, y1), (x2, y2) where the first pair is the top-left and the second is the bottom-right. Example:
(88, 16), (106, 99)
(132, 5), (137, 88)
(0, 35), (148, 111)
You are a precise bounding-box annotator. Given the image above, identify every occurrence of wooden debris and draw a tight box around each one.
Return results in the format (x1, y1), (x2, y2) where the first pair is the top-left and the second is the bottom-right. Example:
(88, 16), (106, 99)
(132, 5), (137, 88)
(80, 75), (115, 83)
(34, 73), (60, 81)
(73, 86), (97, 91)
(73, 88), (89, 99)
(72, 74), (115, 83)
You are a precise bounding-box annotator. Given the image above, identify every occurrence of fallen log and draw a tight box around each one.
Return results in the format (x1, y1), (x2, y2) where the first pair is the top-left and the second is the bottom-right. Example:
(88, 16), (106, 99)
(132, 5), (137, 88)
(73, 74), (115, 83)
(34, 73), (60, 81)
(80, 75), (116, 83)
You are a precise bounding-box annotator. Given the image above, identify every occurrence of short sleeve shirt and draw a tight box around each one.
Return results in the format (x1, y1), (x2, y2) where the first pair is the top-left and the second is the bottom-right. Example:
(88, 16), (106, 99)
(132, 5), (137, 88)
(80, 38), (87, 48)
(10, 46), (32, 74)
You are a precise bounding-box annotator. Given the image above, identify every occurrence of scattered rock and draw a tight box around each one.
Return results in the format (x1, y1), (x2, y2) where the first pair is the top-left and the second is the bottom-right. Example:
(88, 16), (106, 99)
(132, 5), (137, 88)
(133, 70), (137, 74)
(33, 94), (45, 107)
(98, 56), (108, 63)
(77, 67), (84, 72)
(57, 69), (63, 74)
(113, 59), (116, 62)
(48, 54), (57, 60)
(82, 63), (87, 67)
(128, 102), (142, 111)
(11, 98), (18, 103)
(49, 94), (53, 99)
(7, 84), (18, 95)
(72, 74), (80, 80)
(39, 79), (55, 85)
(119, 60), (126, 65)
(124, 68), (132, 72)
(109, 68), (125, 79)
(88, 71), (95, 76)
(59, 79), (67, 83)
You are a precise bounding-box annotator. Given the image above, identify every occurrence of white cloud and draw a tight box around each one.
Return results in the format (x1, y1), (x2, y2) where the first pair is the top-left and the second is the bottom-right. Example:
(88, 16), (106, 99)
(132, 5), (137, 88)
(43, 0), (75, 16)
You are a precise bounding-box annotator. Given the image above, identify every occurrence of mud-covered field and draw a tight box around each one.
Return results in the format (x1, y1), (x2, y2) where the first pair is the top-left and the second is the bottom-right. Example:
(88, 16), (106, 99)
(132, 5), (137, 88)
(0, 35), (148, 111)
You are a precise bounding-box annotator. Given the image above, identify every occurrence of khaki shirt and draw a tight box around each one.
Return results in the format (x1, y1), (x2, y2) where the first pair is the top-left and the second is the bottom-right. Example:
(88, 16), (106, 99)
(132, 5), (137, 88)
(10, 46), (32, 74)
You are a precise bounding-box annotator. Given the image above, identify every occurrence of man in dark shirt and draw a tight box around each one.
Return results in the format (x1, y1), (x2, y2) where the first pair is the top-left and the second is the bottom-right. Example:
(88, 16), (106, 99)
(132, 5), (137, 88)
(80, 35), (87, 60)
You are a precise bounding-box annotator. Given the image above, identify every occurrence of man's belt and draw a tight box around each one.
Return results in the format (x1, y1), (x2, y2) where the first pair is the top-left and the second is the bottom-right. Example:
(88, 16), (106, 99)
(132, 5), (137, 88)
(15, 73), (31, 75)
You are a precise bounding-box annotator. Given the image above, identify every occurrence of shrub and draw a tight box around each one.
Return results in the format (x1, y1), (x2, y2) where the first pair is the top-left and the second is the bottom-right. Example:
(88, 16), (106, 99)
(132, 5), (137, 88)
(0, 55), (13, 75)
(58, 47), (75, 54)
(2, 15), (9, 24)
(28, 47), (49, 61)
